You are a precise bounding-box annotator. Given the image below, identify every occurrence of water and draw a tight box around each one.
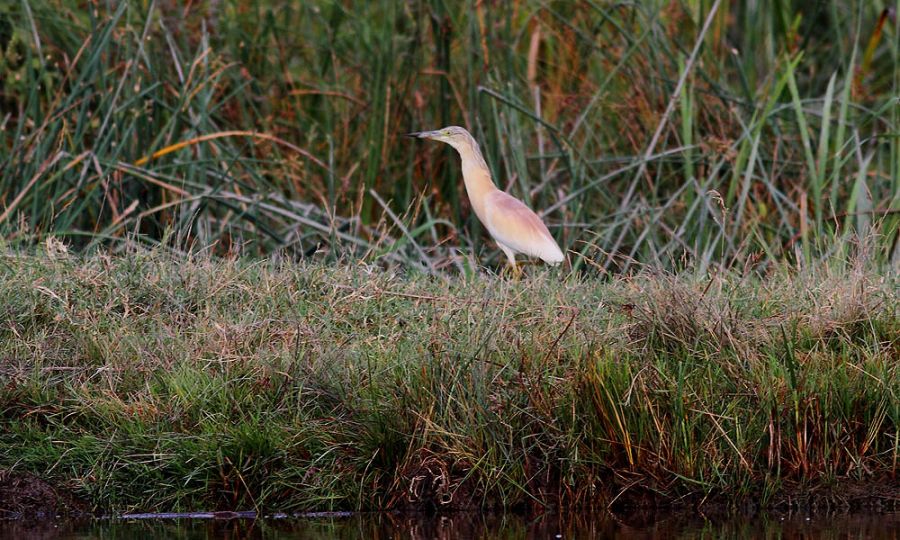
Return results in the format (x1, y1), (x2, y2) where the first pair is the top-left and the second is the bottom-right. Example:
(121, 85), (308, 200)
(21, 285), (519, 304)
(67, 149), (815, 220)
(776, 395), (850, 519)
(1, 511), (898, 539)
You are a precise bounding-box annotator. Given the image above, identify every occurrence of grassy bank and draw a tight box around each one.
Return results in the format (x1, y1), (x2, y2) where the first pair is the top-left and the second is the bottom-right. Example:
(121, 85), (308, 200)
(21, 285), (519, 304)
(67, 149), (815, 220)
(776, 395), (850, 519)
(1, 251), (897, 513)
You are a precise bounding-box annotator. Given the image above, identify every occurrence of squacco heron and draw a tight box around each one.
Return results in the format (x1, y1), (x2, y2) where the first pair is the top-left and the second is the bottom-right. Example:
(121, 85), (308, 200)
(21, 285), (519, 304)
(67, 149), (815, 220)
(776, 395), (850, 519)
(407, 126), (564, 273)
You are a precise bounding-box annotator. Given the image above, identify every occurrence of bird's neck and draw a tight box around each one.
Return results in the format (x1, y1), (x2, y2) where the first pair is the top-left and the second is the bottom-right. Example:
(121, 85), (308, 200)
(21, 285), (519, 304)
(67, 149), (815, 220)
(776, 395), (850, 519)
(458, 142), (497, 222)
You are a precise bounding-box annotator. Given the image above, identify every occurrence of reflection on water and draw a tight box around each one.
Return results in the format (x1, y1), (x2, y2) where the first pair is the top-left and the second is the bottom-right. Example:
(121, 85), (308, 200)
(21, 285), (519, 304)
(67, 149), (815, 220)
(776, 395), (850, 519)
(1, 511), (899, 539)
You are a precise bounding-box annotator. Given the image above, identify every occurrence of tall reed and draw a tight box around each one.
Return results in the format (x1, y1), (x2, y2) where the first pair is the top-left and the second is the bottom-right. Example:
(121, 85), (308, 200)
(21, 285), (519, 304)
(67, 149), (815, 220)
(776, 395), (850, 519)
(0, 1), (898, 273)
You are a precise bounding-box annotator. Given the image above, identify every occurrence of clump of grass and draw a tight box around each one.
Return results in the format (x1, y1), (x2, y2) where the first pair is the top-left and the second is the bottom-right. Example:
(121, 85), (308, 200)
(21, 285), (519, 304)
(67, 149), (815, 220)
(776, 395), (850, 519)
(0, 250), (896, 512)
(1, 2), (898, 273)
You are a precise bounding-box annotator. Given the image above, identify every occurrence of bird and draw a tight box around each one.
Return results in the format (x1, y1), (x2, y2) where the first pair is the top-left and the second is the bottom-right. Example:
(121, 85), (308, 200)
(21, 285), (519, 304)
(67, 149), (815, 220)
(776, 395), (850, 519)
(406, 126), (564, 275)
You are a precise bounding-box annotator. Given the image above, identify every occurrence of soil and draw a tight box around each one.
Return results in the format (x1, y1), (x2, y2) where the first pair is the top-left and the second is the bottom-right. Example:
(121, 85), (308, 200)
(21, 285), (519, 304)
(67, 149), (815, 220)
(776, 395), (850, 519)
(0, 470), (88, 519)
(603, 477), (900, 517)
(0, 468), (897, 519)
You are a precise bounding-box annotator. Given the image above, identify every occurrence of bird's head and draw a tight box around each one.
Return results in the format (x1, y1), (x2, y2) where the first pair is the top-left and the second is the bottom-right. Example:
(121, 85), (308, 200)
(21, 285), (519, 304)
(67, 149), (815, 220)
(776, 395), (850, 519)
(405, 126), (476, 152)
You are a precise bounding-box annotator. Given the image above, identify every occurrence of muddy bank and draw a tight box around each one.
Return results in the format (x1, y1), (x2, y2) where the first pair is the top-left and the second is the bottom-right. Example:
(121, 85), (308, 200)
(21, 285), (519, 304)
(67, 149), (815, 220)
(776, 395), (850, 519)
(1, 469), (897, 520)
(0, 471), (87, 519)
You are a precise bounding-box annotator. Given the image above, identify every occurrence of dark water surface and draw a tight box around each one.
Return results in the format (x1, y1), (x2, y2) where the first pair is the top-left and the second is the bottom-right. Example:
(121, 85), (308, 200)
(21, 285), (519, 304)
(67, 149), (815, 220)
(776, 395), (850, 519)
(1, 511), (898, 539)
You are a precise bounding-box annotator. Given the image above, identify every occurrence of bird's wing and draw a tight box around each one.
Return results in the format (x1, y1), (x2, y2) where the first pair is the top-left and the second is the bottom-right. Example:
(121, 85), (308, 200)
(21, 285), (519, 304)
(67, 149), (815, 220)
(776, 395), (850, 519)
(483, 190), (564, 263)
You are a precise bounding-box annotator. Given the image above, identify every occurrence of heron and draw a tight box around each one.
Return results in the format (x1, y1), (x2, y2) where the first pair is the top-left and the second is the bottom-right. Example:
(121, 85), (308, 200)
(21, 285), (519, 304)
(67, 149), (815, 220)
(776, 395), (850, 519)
(406, 126), (564, 274)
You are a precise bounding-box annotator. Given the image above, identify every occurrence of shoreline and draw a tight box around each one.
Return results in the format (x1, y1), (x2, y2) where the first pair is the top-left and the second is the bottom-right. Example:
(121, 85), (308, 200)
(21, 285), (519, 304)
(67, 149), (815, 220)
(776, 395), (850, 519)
(2, 468), (898, 519)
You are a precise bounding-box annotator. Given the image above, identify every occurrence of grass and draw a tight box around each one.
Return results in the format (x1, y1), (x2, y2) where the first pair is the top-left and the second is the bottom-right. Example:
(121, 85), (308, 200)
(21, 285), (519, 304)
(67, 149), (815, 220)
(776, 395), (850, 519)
(0, 1), (898, 274)
(0, 249), (897, 513)
(1, 0), (899, 517)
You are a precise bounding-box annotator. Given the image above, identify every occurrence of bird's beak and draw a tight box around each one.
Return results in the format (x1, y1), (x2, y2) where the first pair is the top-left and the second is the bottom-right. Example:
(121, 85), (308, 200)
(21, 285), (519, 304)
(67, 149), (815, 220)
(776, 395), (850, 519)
(404, 130), (439, 140)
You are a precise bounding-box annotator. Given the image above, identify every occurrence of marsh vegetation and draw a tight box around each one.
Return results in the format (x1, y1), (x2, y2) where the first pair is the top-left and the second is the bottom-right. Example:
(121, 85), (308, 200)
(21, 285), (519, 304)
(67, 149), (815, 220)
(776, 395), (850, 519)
(1, 253), (897, 512)
(0, 0), (898, 515)
(0, 1), (897, 272)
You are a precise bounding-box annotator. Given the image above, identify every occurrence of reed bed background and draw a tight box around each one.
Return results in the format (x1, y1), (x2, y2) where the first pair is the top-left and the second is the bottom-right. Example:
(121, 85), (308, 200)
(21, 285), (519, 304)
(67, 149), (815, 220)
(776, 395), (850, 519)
(0, 0), (898, 274)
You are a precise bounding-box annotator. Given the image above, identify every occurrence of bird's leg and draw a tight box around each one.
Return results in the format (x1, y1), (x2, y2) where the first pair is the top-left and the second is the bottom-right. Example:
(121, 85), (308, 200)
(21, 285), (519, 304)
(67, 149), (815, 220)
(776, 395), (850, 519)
(498, 244), (520, 280)
(511, 262), (522, 280)
(499, 260), (520, 279)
